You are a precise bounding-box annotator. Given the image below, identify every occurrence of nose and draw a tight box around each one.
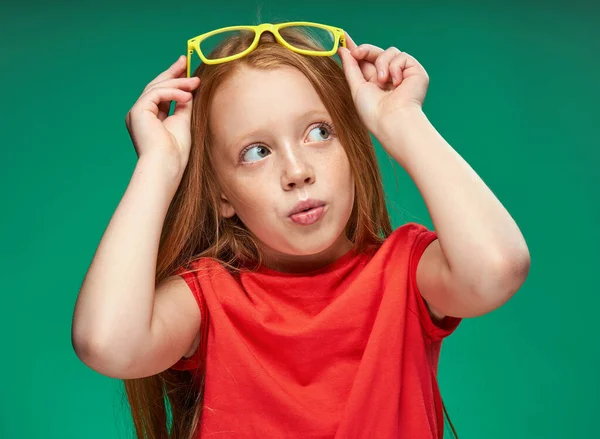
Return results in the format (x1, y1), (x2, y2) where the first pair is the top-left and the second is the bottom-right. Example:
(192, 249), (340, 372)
(281, 150), (315, 190)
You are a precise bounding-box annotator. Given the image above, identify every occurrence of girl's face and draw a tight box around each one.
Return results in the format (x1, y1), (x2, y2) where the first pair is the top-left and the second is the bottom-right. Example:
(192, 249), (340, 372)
(209, 65), (355, 273)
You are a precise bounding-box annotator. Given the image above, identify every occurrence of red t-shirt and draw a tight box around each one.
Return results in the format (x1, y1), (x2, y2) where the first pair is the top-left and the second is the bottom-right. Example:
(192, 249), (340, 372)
(170, 222), (461, 438)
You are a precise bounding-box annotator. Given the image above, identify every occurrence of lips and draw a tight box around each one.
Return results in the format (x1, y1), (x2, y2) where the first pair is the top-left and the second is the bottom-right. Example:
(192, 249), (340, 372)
(288, 199), (326, 217)
(288, 205), (327, 226)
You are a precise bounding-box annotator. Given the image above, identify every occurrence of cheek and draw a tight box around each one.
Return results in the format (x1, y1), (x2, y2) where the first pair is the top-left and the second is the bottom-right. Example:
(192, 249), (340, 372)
(333, 150), (355, 207)
(327, 147), (353, 185)
(228, 180), (272, 217)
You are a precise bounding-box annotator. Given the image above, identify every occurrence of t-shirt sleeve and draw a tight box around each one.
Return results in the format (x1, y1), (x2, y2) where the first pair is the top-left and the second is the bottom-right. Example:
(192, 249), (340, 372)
(168, 264), (207, 371)
(408, 224), (462, 342)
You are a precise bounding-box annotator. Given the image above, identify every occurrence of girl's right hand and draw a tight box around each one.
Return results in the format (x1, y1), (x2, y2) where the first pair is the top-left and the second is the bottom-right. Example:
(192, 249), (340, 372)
(125, 55), (201, 173)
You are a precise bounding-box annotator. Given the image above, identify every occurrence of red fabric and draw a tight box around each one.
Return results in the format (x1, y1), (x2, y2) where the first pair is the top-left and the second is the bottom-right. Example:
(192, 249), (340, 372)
(170, 222), (461, 438)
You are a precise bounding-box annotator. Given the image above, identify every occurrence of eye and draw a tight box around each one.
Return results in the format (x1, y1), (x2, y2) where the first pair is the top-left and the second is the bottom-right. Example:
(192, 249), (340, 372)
(307, 122), (335, 142)
(240, 145), (271, 163)
(238, 121), (336, 165)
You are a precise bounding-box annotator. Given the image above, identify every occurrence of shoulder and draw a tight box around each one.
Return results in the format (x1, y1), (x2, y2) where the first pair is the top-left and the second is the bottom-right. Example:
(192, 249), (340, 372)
(173, 256), (226, 279)
(384, 222), (449, 320)
(379, 222), (434, 253)
(154, 274), (203, 360)
(396, 221), (432, 238)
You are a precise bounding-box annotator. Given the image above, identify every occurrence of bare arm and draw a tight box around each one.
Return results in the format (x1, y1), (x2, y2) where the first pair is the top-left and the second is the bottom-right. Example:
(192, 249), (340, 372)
(71, 154), (200, 378)
(335, 36), (529, 320)
(379, 109), (530, 319)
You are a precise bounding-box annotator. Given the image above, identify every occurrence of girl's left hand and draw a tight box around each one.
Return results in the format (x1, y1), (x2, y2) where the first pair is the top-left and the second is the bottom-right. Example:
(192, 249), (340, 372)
(337, 32), (430, 136)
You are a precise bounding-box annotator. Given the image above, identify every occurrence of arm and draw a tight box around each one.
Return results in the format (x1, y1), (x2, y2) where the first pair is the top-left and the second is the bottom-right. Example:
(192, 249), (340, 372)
(379, 109), (531, 319)
(71, 154), (200, 378)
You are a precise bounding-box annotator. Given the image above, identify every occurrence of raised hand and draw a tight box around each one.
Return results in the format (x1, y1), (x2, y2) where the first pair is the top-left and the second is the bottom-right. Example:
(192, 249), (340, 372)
(125, 55), (201, 173)
(337, 32), (430, 138)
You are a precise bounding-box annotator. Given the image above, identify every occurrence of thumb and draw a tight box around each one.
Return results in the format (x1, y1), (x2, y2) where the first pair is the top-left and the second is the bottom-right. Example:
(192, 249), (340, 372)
(338, 47), (366, 97)
(172, 92), (194, 119)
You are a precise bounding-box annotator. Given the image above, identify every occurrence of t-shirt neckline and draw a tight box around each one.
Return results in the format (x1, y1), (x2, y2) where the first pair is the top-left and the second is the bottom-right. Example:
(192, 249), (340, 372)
(255, 247), (359, 277)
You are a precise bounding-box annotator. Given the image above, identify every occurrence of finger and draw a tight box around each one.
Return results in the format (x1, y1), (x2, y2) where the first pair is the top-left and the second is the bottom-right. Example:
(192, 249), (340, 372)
(373, 47), (402, 84)
(404, 52), (429, 79)
(147, 77), (199, 121)
(349, 44), (384, 83)
(172, 88), (195, 119)
(161, 77), (201, 121)
(357, 58), (377, 83)
(157, 99), (171, 121)
(337, 46), (366, 97)
(146, 55), (187, 90)
(344, 31), (358, 50)
(392, 51), (429, 84)
(350, 44), (384, 64)
(142, 77), (200, 117)
(389, 52), (408, 87)
(145, 76), (200, 94)
(137, 87), (192, 116)
(338, 45), (377, 82)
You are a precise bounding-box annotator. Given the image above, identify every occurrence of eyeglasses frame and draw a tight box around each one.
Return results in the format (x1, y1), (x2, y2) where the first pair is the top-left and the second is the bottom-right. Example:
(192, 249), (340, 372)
(186, 21), (347, 78)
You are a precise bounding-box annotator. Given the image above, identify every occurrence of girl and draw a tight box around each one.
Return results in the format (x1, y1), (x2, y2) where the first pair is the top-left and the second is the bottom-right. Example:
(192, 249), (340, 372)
(72, 23), (530, 439)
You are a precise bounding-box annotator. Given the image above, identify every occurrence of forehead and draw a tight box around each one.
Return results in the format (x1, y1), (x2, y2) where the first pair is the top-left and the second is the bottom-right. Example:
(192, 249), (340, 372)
(209, 66), (329, 144)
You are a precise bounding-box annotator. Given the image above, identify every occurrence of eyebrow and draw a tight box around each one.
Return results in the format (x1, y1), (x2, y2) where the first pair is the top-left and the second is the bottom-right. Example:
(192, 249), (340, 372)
(229, 108), (331, 149)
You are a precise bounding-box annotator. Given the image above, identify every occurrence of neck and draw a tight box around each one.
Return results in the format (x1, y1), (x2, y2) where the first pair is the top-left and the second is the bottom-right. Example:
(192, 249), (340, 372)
(259, 234), (354, 274)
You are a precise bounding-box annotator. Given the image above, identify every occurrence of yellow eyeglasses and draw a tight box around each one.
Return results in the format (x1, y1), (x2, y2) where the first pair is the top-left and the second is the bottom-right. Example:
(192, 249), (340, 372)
(186, 21), (347, 78)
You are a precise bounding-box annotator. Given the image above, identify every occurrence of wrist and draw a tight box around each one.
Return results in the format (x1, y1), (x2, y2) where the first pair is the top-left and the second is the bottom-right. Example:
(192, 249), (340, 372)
(135, 152), (185, 196)
(137, 151), (185, 182)
(378, 107), (427, 143)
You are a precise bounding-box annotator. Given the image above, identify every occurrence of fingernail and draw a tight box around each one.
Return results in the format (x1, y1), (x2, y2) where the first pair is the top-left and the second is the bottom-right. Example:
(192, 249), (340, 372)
(379, 70), (385, 80)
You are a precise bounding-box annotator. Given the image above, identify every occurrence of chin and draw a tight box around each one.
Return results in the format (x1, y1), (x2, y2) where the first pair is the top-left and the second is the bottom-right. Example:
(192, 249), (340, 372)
(266, 224), (347, 257)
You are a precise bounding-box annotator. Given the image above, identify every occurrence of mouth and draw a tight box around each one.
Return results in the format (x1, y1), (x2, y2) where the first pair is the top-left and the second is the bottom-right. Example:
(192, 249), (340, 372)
(288, 199), (326, 216)
(288, 199), (327, 226)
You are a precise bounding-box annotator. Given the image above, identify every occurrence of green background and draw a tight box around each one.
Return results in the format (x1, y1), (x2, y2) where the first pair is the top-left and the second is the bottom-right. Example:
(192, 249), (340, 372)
(1, 0), (598, 437)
